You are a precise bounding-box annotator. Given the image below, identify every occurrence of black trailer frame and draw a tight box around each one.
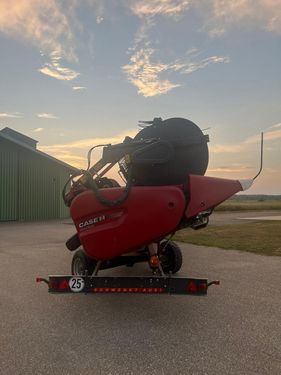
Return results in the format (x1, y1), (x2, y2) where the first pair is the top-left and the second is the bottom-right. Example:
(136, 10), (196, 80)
(37, 275), (220, 295)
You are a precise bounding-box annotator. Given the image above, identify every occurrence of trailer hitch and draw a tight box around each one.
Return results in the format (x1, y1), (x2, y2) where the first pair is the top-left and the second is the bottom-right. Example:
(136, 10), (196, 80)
(208, 280), (220, 287)
(36, 277), (49, 286)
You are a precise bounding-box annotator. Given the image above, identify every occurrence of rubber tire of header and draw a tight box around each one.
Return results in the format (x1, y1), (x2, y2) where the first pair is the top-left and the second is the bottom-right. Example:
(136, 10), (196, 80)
(159, 241), (183, 274)
(71, 249), (97, 276)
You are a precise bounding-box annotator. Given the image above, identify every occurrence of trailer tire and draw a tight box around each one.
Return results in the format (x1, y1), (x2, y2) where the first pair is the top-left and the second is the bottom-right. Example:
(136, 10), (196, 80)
(159, 241), (183, 274)
(71, 250), (96, 276)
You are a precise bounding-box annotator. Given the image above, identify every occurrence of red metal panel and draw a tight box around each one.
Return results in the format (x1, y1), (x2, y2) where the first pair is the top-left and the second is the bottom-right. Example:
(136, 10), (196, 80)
(185, 175), (242, 219)
(71, 186), (185, 260)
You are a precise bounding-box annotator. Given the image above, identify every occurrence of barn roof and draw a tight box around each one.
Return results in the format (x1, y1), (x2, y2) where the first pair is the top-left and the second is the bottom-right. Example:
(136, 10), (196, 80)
(0, 127), (78, 172)
(1, 127), (38, 148)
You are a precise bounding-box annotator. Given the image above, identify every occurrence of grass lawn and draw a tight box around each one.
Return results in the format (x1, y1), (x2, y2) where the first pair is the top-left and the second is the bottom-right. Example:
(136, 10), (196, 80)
(174, 221), (281, 256)
(215, 200), (281, 211)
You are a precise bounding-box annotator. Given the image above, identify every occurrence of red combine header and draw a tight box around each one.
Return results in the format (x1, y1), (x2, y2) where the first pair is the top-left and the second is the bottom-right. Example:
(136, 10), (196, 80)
(37, 117), (262, 295)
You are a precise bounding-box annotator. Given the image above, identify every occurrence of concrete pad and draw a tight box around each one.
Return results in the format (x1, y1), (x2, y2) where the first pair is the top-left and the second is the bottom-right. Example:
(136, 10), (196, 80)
(1, 221), (281, 375)
(239, 215), (281, 221)
(209, 210), (281, 226)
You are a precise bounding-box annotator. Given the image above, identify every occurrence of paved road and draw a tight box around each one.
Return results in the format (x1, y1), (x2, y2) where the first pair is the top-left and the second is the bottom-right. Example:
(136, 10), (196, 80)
(0, 221), (280, 375)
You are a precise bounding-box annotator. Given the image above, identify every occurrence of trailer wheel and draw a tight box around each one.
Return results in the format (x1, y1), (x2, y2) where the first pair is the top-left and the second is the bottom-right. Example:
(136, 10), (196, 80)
(71, 250), (96, 276)
(159, 241), (183, 274)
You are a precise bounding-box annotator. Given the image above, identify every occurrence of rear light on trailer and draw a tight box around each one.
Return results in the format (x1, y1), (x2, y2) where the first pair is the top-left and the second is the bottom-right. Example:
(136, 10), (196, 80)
(187, 281), (198, 293)
(49, 280), (57, 290)
(186, 280), (207, 294)
(45, 278), (70, 291)
(59, 279), (69, 290)
(197, 282), (207, 292)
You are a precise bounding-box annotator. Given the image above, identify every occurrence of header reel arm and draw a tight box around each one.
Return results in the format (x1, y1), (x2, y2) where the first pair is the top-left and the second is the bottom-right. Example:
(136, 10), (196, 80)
(62, 137), (171, 207)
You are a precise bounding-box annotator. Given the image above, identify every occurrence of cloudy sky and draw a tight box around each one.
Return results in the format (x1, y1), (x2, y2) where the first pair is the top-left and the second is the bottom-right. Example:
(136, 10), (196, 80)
(0, 0), (280, 193)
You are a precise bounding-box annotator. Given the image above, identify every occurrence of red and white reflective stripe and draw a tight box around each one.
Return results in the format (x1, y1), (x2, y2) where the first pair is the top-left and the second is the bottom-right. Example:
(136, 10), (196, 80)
(91, 287), (164, 293)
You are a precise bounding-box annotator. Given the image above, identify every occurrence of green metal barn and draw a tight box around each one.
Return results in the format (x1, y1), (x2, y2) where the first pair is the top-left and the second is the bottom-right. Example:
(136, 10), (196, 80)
(0, 127), (78, 221)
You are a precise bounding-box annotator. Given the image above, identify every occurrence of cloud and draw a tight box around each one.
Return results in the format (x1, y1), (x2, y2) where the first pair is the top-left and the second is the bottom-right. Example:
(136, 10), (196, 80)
(210, 122), (281, 155)
(72, 86), (87, 91)
(129, 19), (155, 52)
(207, 123), (281, 184)
(245, 126), (281, 144)
(37, 113), (58, 119)
(210, 143), (243, 153)
(0, 1), (82, 82)
(269, 122), (281, 129)
(128, 1), (192, 52)
(0, 0), (76, 59)
(123, 48), (229, 97)
(39, 51), (79, 81)
(130, 0), (192, 17)
(0, 112), (23, 118)
(207, 0), (281, 36)
(130, 0), (281, 42)
(40, 129), (137, 152)
(32, 128), (44, 132)
(207, 122), (281, 188)
(264, 128), (281, 142)
(128, 0), (193, 60)
(125, 2), (230, 96)
(211, 0), (253, 21)
(38, 128), (138, 168)
(123, 48), (180, 97)
(48, 152), (86, 167)
(208, 165), (252, 173)
(180, 55), (230, 74)
(96, 16), (104, 24)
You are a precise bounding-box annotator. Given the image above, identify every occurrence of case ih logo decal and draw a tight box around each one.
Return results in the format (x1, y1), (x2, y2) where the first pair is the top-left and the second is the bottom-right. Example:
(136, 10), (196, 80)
(79, 215), (106, 229)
